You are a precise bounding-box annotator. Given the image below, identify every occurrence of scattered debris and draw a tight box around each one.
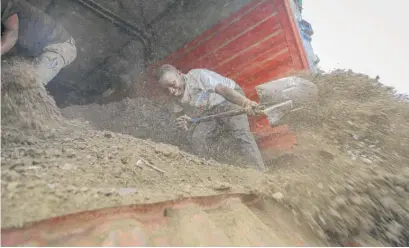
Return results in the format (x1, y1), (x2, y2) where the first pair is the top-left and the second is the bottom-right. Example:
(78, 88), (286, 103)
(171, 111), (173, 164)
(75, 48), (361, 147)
(211, 182), (232, 191)
(136, 158), (166, 174)
(272, 192), (284, 201)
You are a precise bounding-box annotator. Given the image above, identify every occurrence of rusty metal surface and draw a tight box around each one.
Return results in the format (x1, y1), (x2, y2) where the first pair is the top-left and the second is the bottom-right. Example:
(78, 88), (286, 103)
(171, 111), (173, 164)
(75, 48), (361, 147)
(1, 194), (257, 246)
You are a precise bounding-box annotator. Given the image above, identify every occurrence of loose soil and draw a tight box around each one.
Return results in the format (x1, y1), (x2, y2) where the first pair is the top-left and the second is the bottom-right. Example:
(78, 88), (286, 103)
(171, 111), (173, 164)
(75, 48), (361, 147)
(2, 59), (409, 246)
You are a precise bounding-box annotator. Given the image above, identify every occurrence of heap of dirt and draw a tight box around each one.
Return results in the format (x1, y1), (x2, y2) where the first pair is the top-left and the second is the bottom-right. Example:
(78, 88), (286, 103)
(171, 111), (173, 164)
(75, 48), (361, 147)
(61, 98), (252, 166)
(261, 70), (409, 246)
(3, 58), (409, 246)
(1, 59), (63, 132)
(61, 97), (189, 151)
(1, 59), (268, 229)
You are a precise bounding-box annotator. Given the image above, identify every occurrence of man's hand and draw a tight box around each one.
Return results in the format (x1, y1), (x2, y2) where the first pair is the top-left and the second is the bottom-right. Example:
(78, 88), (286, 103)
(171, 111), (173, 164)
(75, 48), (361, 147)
(215, 84), (260, 116)
(1, 14), (19, 55)
(176, 115), (191, 131)
(241, 98), (259, 115)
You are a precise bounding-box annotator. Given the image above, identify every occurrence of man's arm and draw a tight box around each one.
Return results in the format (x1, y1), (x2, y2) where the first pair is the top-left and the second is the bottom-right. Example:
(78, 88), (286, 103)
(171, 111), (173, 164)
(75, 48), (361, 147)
(196, 70), (258, 114)
(1, 14), (19, 55)
(215, 84), (250, 106)
(215, 83), (259, 115)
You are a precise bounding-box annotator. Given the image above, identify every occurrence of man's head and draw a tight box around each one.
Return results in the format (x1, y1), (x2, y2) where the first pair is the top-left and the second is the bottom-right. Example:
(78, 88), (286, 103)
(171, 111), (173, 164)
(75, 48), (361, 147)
(156, 64), (185, 97)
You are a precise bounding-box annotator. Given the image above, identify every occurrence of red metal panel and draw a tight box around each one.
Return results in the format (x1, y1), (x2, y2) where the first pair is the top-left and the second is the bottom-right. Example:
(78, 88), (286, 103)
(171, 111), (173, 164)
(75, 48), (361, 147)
(153, 0), (268, 68)
(211, 31), (287, 76)
(146, 0), (310, 160)
(187, 17), (282, 70)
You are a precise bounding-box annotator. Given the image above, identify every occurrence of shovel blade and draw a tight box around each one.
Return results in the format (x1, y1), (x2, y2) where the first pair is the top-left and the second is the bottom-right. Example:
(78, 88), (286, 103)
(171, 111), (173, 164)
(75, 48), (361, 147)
(255, 76), (318, 108)
(255, 76), (318, 126)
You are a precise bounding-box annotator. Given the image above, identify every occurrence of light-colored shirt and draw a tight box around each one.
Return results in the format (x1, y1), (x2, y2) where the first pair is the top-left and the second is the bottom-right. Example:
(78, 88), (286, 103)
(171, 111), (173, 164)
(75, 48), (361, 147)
(176, 69), (238, 116)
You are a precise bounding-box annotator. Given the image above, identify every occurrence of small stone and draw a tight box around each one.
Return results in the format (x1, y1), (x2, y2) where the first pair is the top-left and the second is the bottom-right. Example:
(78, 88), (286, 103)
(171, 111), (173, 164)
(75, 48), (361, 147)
(317, 183), (324, 189)
(212, 182), (232, 191)
(26, 137), (36, 145)
(62, 163), (75, 170)
(347, 121), (355, 126)
(117, 188), (138, 196)
(121, 157), (129, 165)
(47, 183), (57, 189)
(361, 158), (373, 165)
(26, 166), (41, 170)
(32, 160), (41, 165)
(272, 192), (284, 201)
(104, 132), (113, 138)
(136, 159), (145, 168)
(100, 188), (115, 196)
(155, 144), (179, 158)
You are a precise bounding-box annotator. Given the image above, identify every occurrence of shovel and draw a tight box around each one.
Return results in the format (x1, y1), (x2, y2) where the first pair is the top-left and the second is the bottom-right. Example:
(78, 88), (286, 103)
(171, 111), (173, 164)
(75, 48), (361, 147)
(187, 76), (318, 127)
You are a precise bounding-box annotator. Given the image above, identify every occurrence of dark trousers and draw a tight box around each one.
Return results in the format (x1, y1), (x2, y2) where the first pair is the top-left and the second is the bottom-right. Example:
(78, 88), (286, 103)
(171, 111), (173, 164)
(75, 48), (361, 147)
(189, 90), (266, 171)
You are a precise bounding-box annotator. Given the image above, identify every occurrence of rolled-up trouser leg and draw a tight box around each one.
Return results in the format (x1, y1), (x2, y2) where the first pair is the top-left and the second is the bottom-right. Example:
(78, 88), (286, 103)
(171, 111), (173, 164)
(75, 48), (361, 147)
(33, 37), (77, 86)
(221, 107), (266, 171)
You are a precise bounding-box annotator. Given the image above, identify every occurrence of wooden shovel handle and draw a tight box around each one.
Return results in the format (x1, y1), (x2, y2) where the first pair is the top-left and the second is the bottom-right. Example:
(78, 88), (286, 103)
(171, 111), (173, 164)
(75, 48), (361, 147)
(189, 109), (247, 123)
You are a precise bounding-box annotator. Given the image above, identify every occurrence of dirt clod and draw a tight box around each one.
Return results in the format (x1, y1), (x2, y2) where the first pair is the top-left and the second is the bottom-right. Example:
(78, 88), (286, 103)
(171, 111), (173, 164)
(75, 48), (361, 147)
(272, 192), (284, 201)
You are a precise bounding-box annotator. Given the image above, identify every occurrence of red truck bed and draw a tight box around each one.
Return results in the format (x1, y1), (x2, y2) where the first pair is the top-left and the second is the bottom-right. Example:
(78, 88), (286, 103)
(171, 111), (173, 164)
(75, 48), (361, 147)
(146, 0), (310, 160)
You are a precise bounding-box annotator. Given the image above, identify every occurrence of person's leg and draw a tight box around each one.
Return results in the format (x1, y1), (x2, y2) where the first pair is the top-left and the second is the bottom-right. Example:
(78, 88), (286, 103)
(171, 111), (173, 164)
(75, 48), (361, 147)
(190, 120), (218, 159)
(33, 37), (77, 86)
(222, 110), (266, 171)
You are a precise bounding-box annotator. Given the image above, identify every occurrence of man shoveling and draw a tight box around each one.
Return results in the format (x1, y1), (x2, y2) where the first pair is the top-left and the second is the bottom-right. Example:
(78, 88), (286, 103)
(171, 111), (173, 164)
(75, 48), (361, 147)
(156, 64), (266, 171)
(1, 0), (77, 86)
